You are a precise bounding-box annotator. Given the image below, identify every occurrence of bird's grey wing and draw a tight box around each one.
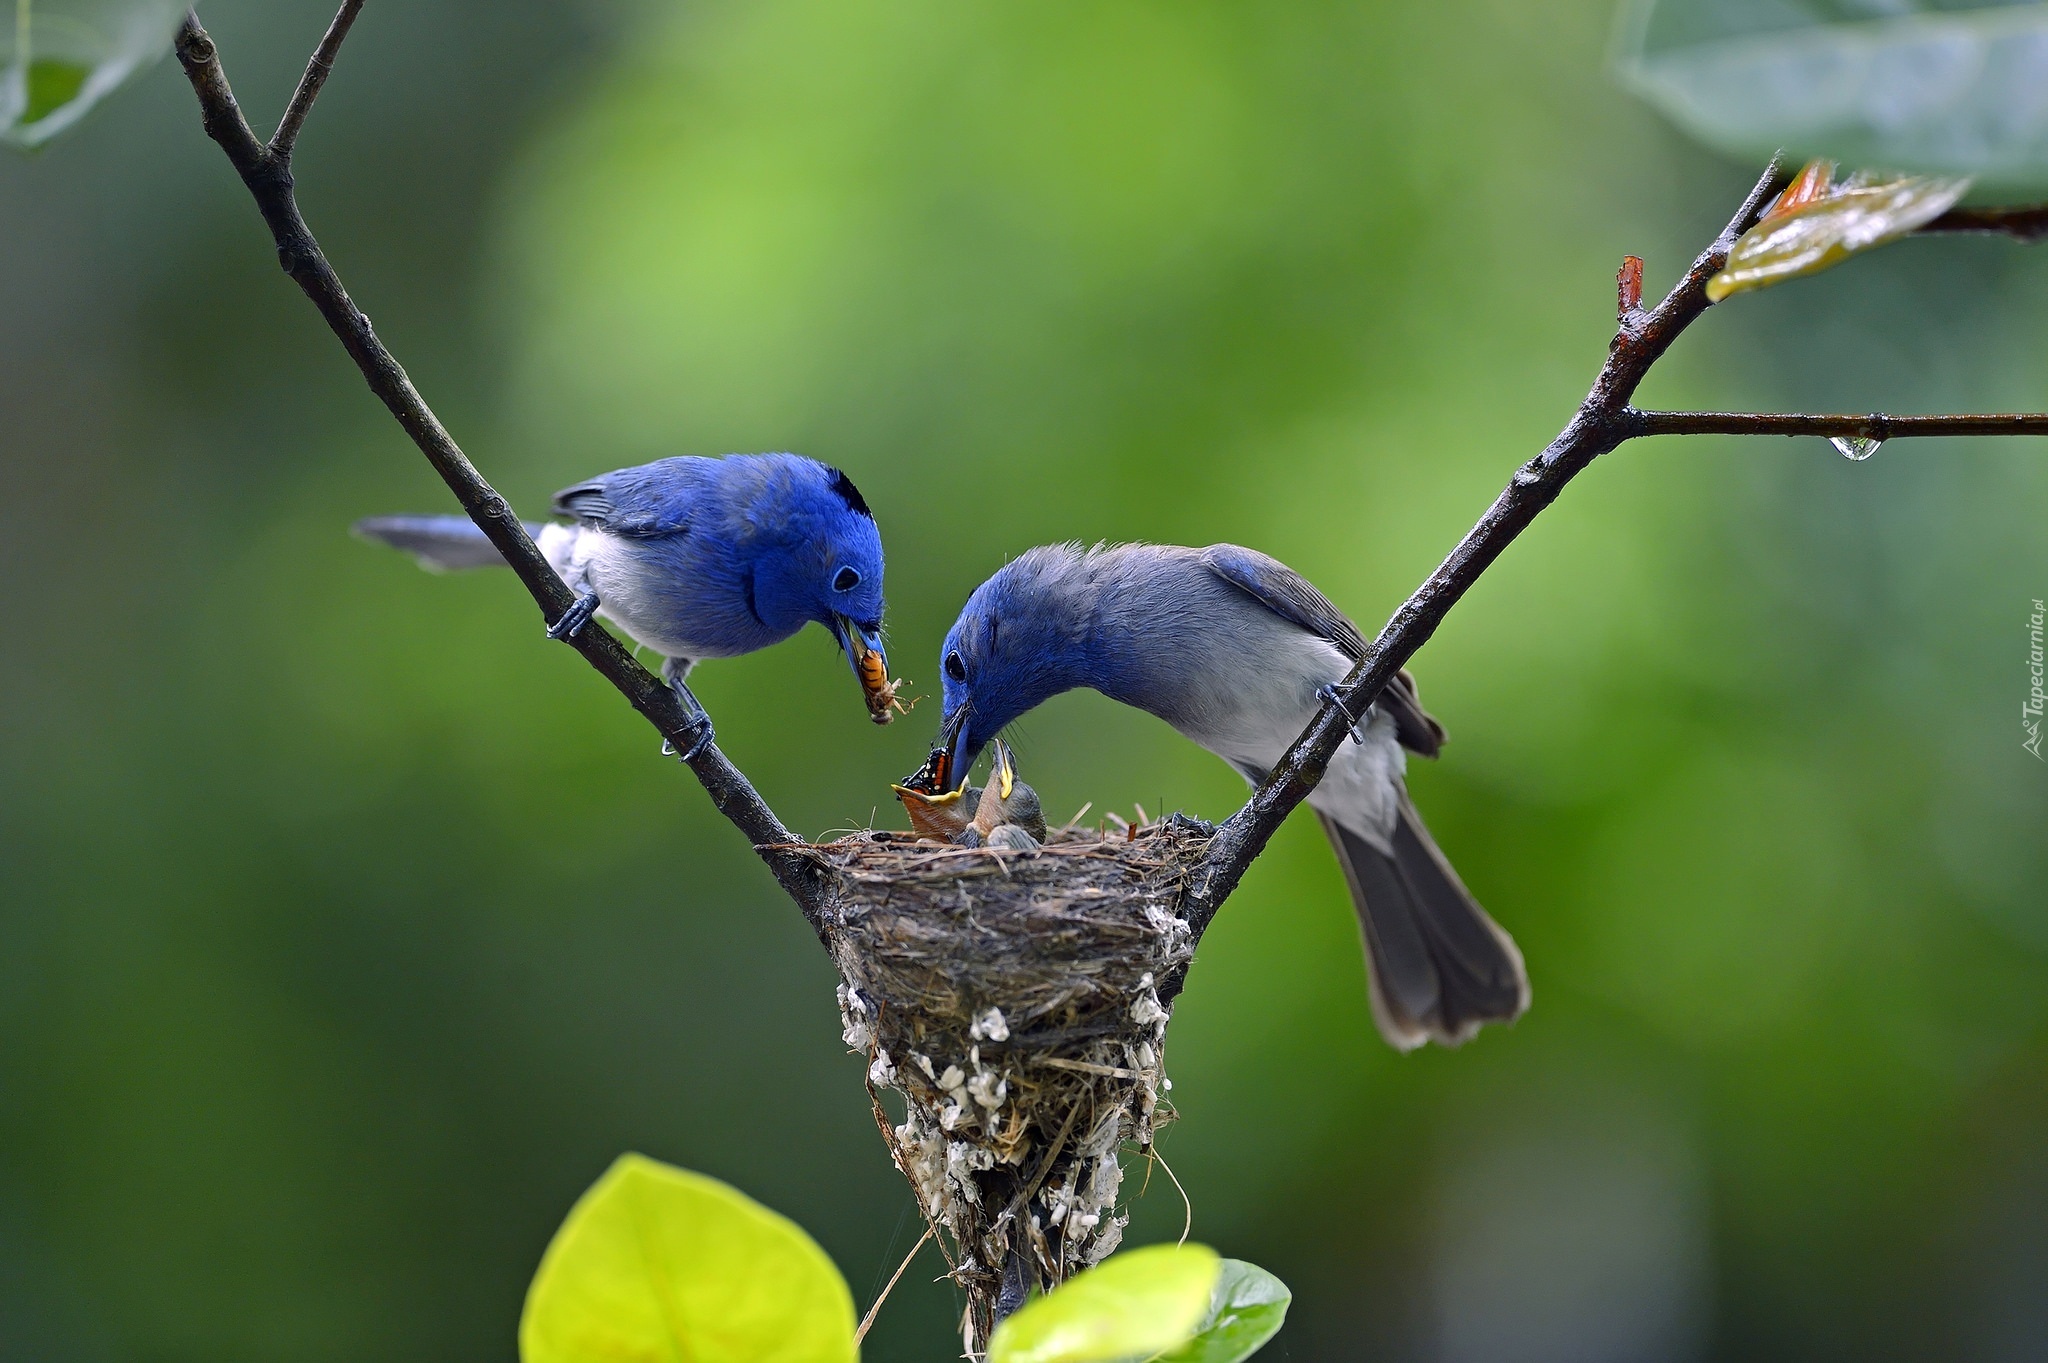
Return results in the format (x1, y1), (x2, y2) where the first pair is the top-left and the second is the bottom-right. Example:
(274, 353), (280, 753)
(552, 455), (710, 538)
(1199, 544), (1370, 656)
(1199, 545), (1445, 756)
(1381, 669), (1447, 758)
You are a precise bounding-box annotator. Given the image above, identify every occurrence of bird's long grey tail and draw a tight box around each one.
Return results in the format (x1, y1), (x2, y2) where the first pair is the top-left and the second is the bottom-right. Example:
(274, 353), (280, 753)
(1317, 797), (1529, 1051)
(352, 515), (547, 572)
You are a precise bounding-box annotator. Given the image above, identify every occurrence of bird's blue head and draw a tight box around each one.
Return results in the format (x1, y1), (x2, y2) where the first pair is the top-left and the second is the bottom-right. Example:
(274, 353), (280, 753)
(921, 545), (1096, 790)
(744, 456), (892, 721)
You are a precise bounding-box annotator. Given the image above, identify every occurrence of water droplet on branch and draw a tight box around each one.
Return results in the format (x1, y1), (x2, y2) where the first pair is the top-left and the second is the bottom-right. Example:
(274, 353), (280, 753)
(1829, 435), (1884, 461)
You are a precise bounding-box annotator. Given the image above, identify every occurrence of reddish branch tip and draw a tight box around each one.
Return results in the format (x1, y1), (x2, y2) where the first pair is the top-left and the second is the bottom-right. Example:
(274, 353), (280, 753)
(1617, 255), (1644, 318)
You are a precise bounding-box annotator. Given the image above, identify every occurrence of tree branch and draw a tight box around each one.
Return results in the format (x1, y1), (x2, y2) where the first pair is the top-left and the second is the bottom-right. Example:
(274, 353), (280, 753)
(1629, 410), (2048, 440)
(269, 0), (363, 157)
(174, 7), (835, 933)
(1920, 203), (2048, 244)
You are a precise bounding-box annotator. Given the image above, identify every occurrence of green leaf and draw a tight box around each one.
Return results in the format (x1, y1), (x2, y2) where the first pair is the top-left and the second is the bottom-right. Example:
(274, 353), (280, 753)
(2, 0), (186, 150)
(1154, 1259), (1290, 1363)
(1706, 167), (1969, 300)
(519, 1153), (857, 1363)
(988, 1244), (1222, 1363)
(1614, 0), (2048, 188)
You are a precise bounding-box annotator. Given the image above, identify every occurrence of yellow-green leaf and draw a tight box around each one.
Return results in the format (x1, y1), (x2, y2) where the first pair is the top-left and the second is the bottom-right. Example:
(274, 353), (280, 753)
(2, 0), (185, 150)
(1155, 1259), (1290, 1363)
(520, 1153), (857, 1363)
(988, 1244), (1222, 1363)
(1706, 171), (1969, 302)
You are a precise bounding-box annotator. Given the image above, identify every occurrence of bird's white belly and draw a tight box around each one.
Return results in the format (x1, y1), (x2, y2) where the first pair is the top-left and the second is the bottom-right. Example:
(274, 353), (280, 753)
(1174, 629), (1407, 849)
(540, 525), (730, 661)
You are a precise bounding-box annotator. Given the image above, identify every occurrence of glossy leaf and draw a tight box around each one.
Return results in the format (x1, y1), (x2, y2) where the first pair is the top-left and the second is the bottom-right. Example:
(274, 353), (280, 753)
(1706, 168), (1969, 300)
(1154, 1259), (1291, 1363)
(1769, 156), (1835, 215)
(988, 1244), (1222, 1363)
(1615, 0), (2048, 186)
(2, 0), (185, 150)
(520, 1153), (857, 1363)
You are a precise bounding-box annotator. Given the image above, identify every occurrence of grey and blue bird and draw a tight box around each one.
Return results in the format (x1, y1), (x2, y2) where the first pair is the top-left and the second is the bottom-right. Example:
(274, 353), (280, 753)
(355, 453), (894, 748)
(925, 542), (1528, 1051)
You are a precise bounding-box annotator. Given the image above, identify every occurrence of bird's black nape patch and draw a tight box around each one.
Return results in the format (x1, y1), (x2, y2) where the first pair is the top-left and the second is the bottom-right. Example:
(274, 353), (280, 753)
(827, 468), (873, 519)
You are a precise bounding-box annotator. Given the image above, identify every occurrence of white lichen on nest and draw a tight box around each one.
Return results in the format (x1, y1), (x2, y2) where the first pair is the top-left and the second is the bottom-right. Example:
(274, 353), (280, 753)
(807, 820), (1204, 1319)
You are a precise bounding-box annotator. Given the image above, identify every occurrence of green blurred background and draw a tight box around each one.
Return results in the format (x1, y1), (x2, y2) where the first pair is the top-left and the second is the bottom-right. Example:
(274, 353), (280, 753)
(4, 1), (2046, 1358)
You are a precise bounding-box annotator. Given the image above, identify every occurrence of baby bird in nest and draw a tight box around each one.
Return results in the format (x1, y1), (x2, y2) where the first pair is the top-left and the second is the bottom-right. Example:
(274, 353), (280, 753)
(956, 742), (1047, 850)
(891, 741), (1045, 849)
(890, 748), (978, 842)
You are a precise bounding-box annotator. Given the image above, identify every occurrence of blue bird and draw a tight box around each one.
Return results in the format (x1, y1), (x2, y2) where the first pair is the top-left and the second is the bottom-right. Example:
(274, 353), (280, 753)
(923, 542), (1528, 1051)
(355, 453), (893, 752)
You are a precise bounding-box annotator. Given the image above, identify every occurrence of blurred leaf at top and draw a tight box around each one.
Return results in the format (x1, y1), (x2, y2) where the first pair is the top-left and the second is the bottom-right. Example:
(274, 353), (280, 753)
(988, 1243), (1221, 1363)
(519, 1154), (857, 1363)
(1, 0), (183, 149)
(1154, 1258), (1291, 1362)
(1706, 158), (1970, 299)
(1615, 0), (2048, 188)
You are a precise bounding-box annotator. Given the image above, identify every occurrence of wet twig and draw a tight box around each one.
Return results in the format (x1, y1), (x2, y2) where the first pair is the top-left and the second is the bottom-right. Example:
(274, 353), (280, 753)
(1629, 410), (2048, 440)
(172, 6), (833, 931)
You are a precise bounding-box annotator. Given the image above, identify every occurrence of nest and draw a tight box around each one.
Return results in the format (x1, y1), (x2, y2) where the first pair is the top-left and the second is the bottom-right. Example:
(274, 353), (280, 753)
(802, 819), (1208, 1344)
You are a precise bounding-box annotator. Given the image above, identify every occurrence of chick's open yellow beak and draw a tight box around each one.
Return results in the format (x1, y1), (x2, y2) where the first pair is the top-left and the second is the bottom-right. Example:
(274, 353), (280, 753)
(889, 776), (971, 806)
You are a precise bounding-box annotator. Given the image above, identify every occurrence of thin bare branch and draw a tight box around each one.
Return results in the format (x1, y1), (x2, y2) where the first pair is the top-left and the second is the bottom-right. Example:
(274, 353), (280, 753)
(1920, 203), (2048, 244)
(173, 11), (834, 932)
(1630, 410), (2048, 440)
(270, 0), (365, 157)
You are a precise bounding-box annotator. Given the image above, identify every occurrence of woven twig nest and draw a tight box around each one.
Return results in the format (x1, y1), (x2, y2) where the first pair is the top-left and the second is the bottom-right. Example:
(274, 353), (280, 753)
(801, 819), (1207, 1345)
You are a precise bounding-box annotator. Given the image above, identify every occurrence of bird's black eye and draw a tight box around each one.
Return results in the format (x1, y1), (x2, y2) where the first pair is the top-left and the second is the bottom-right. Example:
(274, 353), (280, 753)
(945, 651), (967, 682)
(834, 567), (861, 592)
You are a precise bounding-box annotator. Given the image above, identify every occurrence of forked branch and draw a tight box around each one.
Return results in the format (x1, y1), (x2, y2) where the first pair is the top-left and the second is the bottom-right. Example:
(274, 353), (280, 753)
(1177, 161), (2048, 953)
(178, 7), (2048, 962)
(270, 0), (363, 158)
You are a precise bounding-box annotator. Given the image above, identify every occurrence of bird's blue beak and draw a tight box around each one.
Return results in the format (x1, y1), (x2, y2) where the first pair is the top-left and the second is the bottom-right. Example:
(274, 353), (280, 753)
(939, 704), (974, 794)
(900, 704), (978, 795)
(834, 614), (887, 677)
(834, 614), (897, 725)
